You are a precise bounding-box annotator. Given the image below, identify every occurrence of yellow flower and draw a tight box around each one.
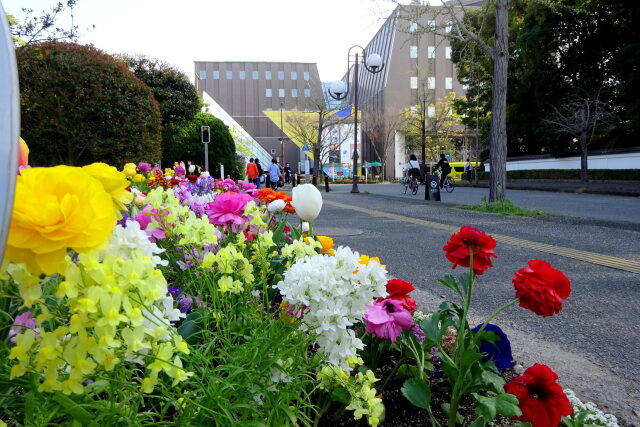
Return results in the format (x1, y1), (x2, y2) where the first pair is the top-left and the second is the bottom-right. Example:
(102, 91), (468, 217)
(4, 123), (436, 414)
(5, 166), (116, 275)
(122, 163), (137, 177)
(83, 163), (133, 218)
(316, 235), (336, 256)
(132, 173), (146, 183)
(358, 254), (386, 269)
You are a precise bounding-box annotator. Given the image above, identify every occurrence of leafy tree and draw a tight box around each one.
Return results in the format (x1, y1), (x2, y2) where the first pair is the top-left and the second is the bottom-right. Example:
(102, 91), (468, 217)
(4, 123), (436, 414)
(164, 112), (240, 178)
(17, 42), (162, 166)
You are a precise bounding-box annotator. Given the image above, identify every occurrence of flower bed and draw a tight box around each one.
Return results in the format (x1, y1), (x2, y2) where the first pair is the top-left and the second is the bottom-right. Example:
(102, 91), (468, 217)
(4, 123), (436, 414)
(0, 157), (619, 426)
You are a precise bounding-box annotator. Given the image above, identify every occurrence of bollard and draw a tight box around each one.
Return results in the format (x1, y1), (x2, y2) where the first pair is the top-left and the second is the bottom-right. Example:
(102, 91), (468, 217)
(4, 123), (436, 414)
(296, 174), (301, 186)
(291, 174), (296, 188)
(424, 174), (441, 201)
(324, 176), (330, 192)
(312, 175), (317, 186)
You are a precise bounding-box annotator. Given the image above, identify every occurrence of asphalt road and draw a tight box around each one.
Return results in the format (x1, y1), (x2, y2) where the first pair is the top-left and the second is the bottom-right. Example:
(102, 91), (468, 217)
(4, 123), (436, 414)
(351, 183), (640, 224)
(307, 184), (640, 425)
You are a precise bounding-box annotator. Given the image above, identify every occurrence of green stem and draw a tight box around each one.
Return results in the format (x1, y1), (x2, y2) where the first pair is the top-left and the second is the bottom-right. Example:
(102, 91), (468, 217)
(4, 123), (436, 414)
(472, 298), (521, 344)
(380, 354), (405, 391)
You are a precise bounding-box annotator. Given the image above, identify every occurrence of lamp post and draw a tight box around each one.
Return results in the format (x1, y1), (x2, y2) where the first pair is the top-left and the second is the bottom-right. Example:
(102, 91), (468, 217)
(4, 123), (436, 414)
(327, 46), (384, 193)
(279, 101), (285, 166)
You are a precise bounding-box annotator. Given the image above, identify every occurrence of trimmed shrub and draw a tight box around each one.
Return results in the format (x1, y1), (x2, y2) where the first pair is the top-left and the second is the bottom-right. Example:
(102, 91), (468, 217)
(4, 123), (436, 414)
(17, 42), (162, 166)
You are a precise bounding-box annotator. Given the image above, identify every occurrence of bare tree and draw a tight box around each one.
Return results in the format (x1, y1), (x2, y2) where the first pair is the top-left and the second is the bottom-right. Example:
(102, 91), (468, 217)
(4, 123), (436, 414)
(395, 0), (511, 201)
(361, 109), (403, 180)
(545, 89), (616, 185)
(9, 1), (92, 46)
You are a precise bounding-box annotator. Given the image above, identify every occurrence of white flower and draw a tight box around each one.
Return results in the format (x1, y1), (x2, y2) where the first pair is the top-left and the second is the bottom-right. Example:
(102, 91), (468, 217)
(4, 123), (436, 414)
(267, 199), (285, 213)
(200, 171), (210, 177)
(276, 246), (387, 370)
(292, 184), (322, 222)
(301, 221), (310, 232)
(106, 221), (168, 267)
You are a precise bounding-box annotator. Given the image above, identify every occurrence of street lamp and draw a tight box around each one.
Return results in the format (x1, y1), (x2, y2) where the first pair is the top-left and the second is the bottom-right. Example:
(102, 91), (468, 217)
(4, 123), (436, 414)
(327, 46), (384, 193)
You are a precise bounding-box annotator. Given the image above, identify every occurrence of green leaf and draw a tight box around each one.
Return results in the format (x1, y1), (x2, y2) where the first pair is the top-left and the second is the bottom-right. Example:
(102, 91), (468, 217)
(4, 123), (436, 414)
(420, 312), (445, 343)
(441, 403), (464, 424)
(460, 346), (483, 369)
(478, 369), (506, 394)
(469, 417), (487, 427)
(330, 387), (351, 404)
(51, 393), (96, 426)
(472, 393), (497, 420)
(397, 364), (421, 379)
(401, 378), (432, 410)
(177, 311), (204, 344)
(438, 275), (462, 296)
(493, 393), (521, 417)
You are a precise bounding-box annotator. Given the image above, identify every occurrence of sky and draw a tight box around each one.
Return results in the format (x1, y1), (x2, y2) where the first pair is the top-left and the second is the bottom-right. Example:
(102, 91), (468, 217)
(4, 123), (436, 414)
(5, 0), (409, 82)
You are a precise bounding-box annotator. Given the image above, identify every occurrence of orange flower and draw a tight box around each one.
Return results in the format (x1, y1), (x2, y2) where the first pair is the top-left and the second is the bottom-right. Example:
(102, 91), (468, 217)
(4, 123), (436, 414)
(256, 188), (276, 203)
(359, 254), (386, 269)
(283, 201), (296, 214)
(275, 191), (288, 201)
(316, 235), (335, 256)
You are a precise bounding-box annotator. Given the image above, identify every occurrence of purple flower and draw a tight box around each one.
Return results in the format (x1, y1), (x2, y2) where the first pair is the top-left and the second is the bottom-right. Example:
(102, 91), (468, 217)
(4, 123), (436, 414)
(364, 299), (413, 342)
(168, 286), (184, 298)
(251, 290), (261, 298)
(472, 323), (514, 372)
(174, 165), (186, 178)
(8, 312), (39, 343)
(430, 346), (440, 363)
(137, 162), (152, 173)
(411, 324), (425, 344)
(432, 369), (444, 379)
(179, 295), (194, 313)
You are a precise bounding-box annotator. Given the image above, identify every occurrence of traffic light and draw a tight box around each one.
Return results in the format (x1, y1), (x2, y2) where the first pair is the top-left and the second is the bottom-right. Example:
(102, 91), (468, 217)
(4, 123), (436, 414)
(201, 126), (210, 143)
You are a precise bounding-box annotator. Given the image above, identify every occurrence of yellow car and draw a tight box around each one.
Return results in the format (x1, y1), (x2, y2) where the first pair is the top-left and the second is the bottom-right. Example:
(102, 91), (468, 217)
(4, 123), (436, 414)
(449, 162), (482, 181)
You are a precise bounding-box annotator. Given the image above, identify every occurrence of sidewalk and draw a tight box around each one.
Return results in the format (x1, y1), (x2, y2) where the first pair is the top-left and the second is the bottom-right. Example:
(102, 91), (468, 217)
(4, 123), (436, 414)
(455, 179), (640, 197)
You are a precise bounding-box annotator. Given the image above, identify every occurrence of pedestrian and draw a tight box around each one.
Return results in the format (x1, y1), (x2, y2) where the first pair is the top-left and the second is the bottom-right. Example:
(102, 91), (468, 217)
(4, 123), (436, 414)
(465, 158), (472, 183)
(268, 158), (281, 190)
(246, 158), (259, 185)
(255, 158), (264, 189)
(434, 153), (452, 189)
(284, 162), (292, 184)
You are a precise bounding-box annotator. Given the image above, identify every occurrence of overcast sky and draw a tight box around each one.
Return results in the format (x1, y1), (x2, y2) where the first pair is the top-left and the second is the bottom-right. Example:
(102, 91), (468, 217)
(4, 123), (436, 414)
(4, 0), (414, 82)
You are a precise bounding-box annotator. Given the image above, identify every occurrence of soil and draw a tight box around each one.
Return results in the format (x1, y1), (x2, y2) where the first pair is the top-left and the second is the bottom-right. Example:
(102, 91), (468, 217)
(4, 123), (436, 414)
(317, 352), (518, 427)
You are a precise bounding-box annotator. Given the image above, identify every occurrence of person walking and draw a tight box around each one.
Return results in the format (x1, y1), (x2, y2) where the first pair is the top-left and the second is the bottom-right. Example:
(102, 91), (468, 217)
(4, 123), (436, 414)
(268, 158), (281, 190)
(435, 153), (452, 189)
(464, 158), (472, 183)
(255, 158), (264, 189)
(284, 162), (292, 184)
(246, 158), (259, 185)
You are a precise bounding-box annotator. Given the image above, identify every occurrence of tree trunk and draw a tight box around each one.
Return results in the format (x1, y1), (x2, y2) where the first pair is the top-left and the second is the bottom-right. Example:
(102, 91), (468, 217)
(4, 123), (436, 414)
(488, 0), (510, 202)
(580, 131), (589, 185)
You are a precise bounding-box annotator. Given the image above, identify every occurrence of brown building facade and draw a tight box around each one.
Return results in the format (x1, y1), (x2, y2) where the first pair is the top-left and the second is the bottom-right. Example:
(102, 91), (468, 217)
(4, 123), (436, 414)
(194, 61), (323, 169)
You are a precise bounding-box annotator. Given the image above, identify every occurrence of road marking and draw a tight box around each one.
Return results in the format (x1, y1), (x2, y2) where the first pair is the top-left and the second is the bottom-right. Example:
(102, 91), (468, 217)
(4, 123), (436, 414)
(324, 200), (640, 274)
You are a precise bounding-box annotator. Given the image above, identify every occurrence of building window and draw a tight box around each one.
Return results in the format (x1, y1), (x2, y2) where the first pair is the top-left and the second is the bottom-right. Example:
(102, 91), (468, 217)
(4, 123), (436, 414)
(278, 71), (285, 80)
(409, 21), (418, 32)
(445, 77), (453, 90)
(213, 70), (220, 79)
(291, 71), (297, 80)
(303, 71), (310, 80)
(226, 70), (233, 80)
(428, 46), (436, 59)
(445, 47), (452, 59)
(410, 45), (418, 59)
(304, 88), (311, 97)
(427, 19), (436, 29)
(291, 88), (298, 97)
(239, 71), (246, 80)
(279, 88), (285, 97)
(428, 77), (435, 89)
(428, 105), (436, 118)
(266, 88), (272, 97)
(252, 71), (259, 80)
(410, 76), (418, 89)
(270, 149), (277, 155)
(199, 70), (207, 80)
(265, 71), (272, 80)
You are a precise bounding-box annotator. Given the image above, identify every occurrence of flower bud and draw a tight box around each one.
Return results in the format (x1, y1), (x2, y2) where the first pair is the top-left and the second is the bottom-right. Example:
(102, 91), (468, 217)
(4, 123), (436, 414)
(301, 222), (310, 232)
(267, 199), (285, 213)
(292, 184), (322, 222)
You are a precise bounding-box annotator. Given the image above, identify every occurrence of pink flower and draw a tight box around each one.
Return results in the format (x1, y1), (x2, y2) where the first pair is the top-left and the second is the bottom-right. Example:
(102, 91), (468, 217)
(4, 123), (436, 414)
(8, 311), (40, 343)
(134, 205), (166, 240)
(174, 165), (186, 178)
(205, 192), (253, 225)
(364, 299), (413, 342)
(137, 162), (152, 173)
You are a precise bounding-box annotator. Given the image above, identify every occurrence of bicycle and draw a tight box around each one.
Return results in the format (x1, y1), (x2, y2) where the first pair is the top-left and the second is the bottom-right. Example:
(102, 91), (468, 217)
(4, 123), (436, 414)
(403, 172), (419, 195)
(437, 173), (455, 193)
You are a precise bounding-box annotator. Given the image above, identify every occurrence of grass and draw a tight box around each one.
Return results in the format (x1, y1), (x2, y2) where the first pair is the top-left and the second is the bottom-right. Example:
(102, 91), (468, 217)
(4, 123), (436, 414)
(456, 197), (546, 216)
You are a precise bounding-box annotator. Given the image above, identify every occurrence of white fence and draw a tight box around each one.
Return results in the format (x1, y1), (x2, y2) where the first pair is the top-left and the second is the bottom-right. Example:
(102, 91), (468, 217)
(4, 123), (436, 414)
(485, 151), (640, 172)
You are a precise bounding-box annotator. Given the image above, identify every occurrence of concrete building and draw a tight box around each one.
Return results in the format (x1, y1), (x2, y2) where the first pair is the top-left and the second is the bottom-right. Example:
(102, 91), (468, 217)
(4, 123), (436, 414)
(194, 61), (324, 170)
(334, 4), (473, 178)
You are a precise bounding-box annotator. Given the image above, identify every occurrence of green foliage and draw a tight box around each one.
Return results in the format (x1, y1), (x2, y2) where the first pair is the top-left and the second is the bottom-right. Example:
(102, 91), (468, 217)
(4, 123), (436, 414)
(17, 42), (162, 166)
(119, 54), (201, 127)
(457, 198), (545, 216)
(163, 112), (240, 177)
(401, 377), (431, 410)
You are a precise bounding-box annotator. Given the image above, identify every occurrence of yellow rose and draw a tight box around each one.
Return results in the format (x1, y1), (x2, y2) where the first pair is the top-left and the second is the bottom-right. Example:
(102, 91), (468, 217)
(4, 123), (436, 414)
(6, 166), (116, 275)
(122, 163), (137, 177)
(83, 163), (133, 218)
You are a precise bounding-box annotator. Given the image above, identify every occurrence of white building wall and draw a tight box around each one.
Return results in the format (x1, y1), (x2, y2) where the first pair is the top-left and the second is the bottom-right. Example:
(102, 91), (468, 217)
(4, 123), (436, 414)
(485, 152), (640, 172)
(394, 131), (406, 178)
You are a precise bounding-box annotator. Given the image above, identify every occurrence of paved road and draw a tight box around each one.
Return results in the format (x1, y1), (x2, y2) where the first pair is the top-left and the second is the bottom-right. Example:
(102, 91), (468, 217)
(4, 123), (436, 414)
(348, 183), (640, 224)
(306, 185), (640, 425)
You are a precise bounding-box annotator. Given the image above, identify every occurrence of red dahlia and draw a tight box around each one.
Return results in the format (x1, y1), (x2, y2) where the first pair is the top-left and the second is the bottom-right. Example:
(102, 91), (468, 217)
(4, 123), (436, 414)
(376, 279), (417, 312)
(504, 363), (573, 427)
(513, 260), (571, 317)
(443, 226), (497, 275)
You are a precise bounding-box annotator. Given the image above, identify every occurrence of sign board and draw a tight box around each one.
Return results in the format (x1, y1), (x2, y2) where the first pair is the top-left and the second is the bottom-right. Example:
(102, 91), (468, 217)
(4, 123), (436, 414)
(425, 174), (441, 201)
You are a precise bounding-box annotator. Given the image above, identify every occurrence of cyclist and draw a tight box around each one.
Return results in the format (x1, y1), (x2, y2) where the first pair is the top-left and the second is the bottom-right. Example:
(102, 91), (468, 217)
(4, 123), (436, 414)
(434, 153), (452, 189)
(406, 154), (421, 183)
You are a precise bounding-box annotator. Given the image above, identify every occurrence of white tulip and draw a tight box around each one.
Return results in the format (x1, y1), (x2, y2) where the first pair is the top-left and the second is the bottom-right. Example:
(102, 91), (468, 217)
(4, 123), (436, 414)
(301, 222), (310, 232)
(267, 199), (285, 213)
(292, 184), (323, 222)
(188, 165), (196, 173)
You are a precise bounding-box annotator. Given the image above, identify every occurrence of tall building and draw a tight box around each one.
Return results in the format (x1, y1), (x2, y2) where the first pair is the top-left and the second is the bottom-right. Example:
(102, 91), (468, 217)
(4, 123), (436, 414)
(194, 61), (323, 169)
(335, 4), (473, 178)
